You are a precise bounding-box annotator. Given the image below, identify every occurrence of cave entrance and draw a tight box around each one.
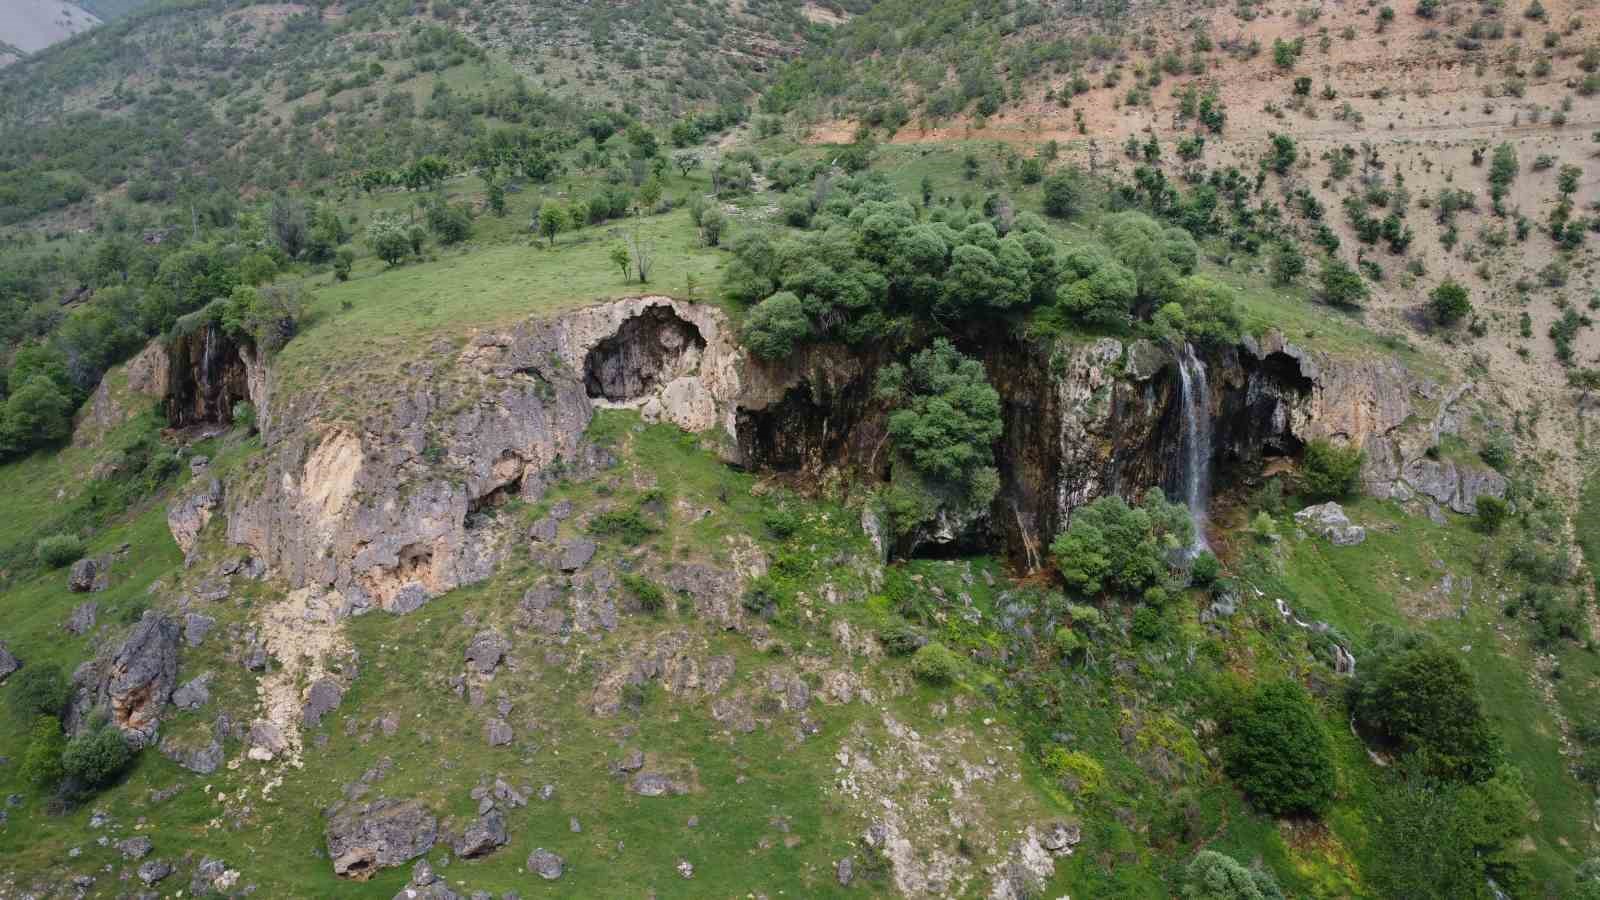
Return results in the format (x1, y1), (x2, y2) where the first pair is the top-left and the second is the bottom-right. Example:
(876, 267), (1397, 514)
(583, 306), (707, 402)
(165, 323), (251, 428)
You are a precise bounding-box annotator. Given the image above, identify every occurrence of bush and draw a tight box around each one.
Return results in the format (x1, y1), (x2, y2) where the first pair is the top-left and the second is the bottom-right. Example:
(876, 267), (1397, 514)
(1225, 680), (1337, 816)
(1319, 258), (1369, 308)
(911, 641), (962, 685)
(1182, 850), (1285, 899)
(621, 573), (666, 612)
(762, 507), (801, 539)
(20, 716), (66, 787)
(1190, 551), (1220, 586)
(1041, 170), (1084, 218)
(1349, 631), (1502, 783)
(1131, 605), (1165, 642)
(587, 509), (657, 545)
(878, 623), (927, 656)
(35, 533), (84, 568)
(1428, 279), (1472, 327)
(1475, 495), (1509, 533)
(1301, 439), (1363, 501)
(62, 724), (134, 789)
(9, 663), (71, 722)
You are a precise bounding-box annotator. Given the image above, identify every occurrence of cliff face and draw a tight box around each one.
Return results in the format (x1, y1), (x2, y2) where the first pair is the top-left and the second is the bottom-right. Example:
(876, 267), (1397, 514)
(176, 297), (1507, 613)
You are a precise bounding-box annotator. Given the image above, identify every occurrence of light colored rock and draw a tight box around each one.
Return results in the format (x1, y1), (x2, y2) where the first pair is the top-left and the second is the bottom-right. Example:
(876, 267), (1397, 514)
(1294, 502), (1367, 545)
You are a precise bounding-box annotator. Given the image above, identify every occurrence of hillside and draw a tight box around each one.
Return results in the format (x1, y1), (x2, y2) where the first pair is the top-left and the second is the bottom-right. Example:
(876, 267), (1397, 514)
(1, 1), (1599, 899)
(0, 0), (100, 65)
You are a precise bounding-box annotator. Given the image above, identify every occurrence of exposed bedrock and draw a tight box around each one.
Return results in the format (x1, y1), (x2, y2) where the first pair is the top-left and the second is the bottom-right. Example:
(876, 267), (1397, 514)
(191, 294), (1504, 603)
(164, 323), (271, 431)
(221, 298), (743, 616)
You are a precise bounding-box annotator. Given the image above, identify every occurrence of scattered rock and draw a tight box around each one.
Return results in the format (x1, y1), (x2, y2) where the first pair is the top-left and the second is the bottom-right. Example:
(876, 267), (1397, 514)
(1039, 821), (1081, 853)
(189, 454), (210, 475)
(248, 721), (289, 760)
(557, 539), (596, 573)
(537, 783), (555, 802)
(0, 642), (20, 683)
(242, 644), (270, 672)
(629, 771), (689, 797)
(65, 601), (98, 636)
(569, 817), (582, 833)
(456, 810), (508, 858)
(172, 673), (212, 710)
(325, 798), (438, 879)
(528, 516), (559, 543)
(116, 836), (153, 860)
(464, 631), (509, 675)
(485, 719), (513, 746)
(618, 749), (644, 772)
(676, 859), (694, 879)
(184, 612), (216, 647)
(68, 557), (107, 593)
(836, 856), (854, 886)
(193, 579), (231, 603)
(137, 859), (173, 885)
(158, 734), (223, 774)
(1294, 502), (1367, 546)
(302, 677), (345, 729)
(527, 848), (564, 881)
(388, 583), (431, 616)
(190, 857), (229, 896)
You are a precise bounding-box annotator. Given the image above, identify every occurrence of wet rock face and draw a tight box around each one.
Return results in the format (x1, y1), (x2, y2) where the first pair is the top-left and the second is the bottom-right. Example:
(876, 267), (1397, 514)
(583, 305), (707, 401)
(165, 323), (256, 429)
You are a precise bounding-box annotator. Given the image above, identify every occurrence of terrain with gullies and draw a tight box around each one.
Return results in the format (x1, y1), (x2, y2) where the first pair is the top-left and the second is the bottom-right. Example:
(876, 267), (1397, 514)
(2, 1), (1600, 898)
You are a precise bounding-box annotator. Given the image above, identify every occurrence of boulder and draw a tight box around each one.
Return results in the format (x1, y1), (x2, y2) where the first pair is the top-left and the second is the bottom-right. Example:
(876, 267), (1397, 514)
(527, 848), (565, 881)
(464, 630), (509, 675)
(184, 613), (215, 647)
(629, 771), (689, 797)
(248, 721), (289, 760)
(557, 539), (596, 573)
(101, 612), (181, 748)
(173, 673), (212, 709)
(68, 557), (107, 593)
(0, 641), (20, 683)
(528, 516), (559, 543)
(137, 859), (173, 885)
(159, 734), (223, 775)
(325, 798), (438, 879)
(167, 478), (222, 557)
(1294, 502), (1366, 546)
(116, 836), (153, 860)
(485, 719), (513, 747)
(65, 601), (98, 636)
(302, 677), (345, 729)
(455, 810), (508, 858)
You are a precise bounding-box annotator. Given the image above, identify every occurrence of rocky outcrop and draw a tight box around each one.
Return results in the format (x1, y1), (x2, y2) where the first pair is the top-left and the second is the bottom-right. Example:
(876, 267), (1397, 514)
(224, 297), (744, 616)
(165, 322), (264, 430)
(168, 478), (222, 558)
(1294, 502), (1367, 545)
(65, 601), (98, 635)
(72, 339), (170, 449)
(68, 612), (180, 748)
(326, 799), (437, 880)
(68, 556), (109, 592)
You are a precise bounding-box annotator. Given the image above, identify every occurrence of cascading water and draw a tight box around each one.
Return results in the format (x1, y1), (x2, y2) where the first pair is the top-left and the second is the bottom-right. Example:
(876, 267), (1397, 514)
(1174, 343), (1213, 557)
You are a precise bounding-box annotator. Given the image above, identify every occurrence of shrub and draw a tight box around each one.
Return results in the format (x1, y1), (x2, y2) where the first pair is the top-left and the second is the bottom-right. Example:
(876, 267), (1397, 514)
(19, 716), (66, 788)
(762, 507), (801, 539)
(1041, 746), (1105, 794)
(878, 623), (927, 656)
(1191, 551), (1221, 586)
(35, 533), (84, 568)
(62, 724), (134, 789)
(1319, 258), (1369, 308)
(1428, 279), (1472, 326)
(1182, 850), (1285, 899)
(1041, 170), (1084, 218)
(1301, 439), (1363, 501)
(1131, 605), (1165, 642)
(1475, 495), (1509, 533)
(621, 573), (665, 612)
(911, 641), (962, 685)
(1225, 680), (1337, 817)
(10, 664), (71, 722)
(1349, 631), (1502, 783)
(587, 509), (657, 545)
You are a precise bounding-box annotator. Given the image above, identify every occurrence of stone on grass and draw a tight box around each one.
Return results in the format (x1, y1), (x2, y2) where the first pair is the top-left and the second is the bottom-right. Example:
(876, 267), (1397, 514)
(65, 602), (98, 635)
(455, 810), (508, 859)
(0, 642), (19, 683)
(557, 539), (596, 573)
(137, 859), (173, 885)
(527, 848), (564, 881)
(485, 719), (513, 746)
(302, 677), (345, 728)
(1293, 502), (1367, 546)
(464, 631), (509, 675)
(116, 836), (153, 860)
(325, 798), (438, 880)
(184, 613), (215, 647)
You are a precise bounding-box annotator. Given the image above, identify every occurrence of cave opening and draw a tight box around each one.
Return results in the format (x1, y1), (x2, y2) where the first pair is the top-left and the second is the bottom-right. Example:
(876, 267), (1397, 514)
(166, 324), (251, 428)
(1257, 351), (1315, 396)
(582, 306), (706, 402)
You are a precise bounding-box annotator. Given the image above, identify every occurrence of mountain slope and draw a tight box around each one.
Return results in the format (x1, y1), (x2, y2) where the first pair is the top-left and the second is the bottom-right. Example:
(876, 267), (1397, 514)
(0, 0), (99, 63)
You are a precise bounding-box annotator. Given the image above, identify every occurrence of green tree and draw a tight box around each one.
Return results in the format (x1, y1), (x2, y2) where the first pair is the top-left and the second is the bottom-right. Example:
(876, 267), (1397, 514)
(876, 340), (1004, 506)
(1050, 492), (1192, 602)
(1225, 680), (1337, 816)
(20, 716), (66, 788)
(1301, 438), (1363, 500)
(425, 199), (473, 245)
(1428, 279), (1472, 327)
(1318, 258), (1368, 308)
(539, 204), (567, 247)
(1474, 495), (1509, 533)
(1368, 763), (1528, 899)
(1488, 142), (1519, 204)
(0, 375), (75, 455)
(700, 207), (727, 247)
(741, 292), (812, 360)
(1271, 242), (1306, 285)
(366, 213), (413, 267)
(1182, 850), (1284, 900)
(333, 249), (354, 282)
(1350, 631), (1503, 783)
(1041, 170), (1084, 218)
(610, 244), (632, 282)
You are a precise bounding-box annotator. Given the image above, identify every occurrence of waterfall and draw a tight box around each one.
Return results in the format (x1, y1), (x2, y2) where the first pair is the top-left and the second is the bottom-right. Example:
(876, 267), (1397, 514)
(1175, 343), (1212, 556)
